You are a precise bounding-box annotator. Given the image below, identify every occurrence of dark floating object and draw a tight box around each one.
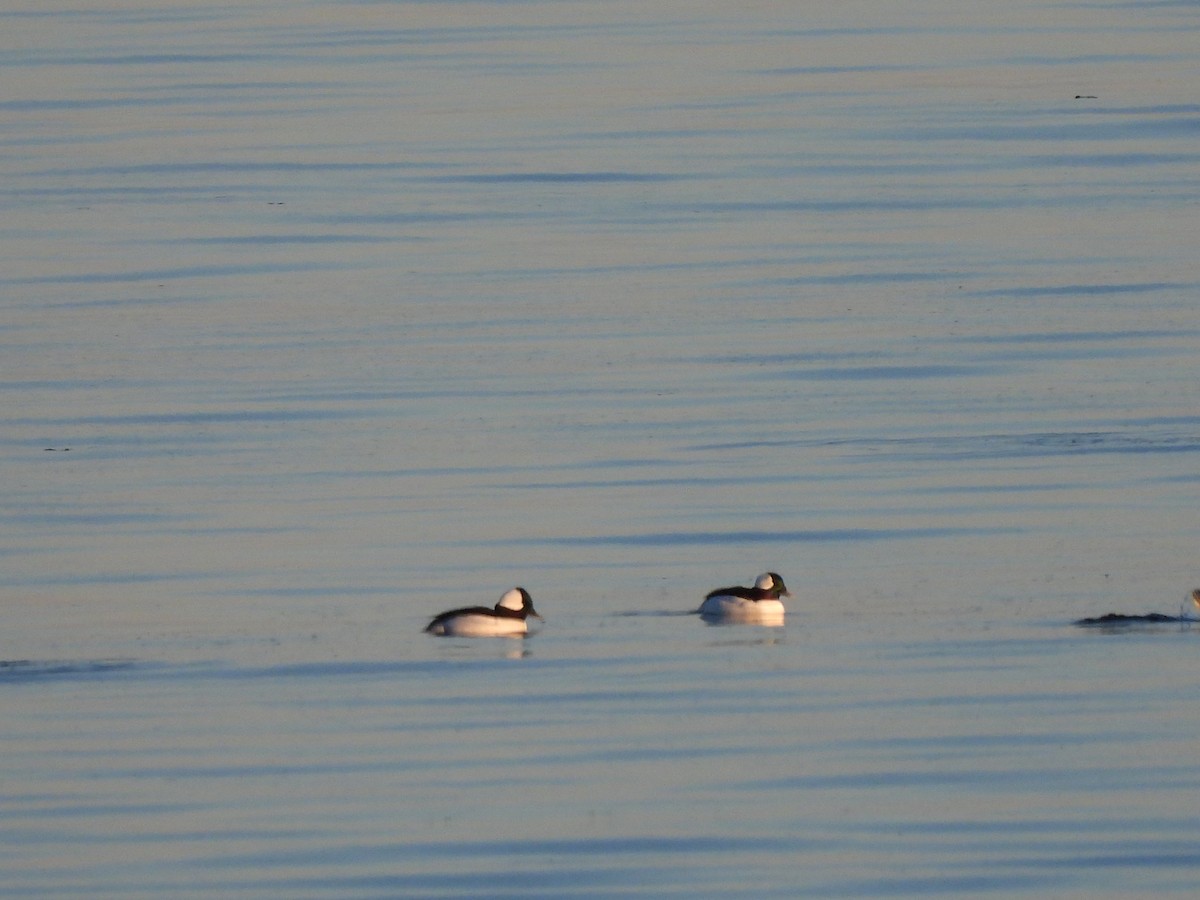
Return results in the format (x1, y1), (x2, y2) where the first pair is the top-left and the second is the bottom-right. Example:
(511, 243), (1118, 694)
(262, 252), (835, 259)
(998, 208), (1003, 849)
(1074, 612), (1178, 626)
(1075, 94), (1098, 99)
(43, 447), (70, 451)
(1074, 589), (1200, 627)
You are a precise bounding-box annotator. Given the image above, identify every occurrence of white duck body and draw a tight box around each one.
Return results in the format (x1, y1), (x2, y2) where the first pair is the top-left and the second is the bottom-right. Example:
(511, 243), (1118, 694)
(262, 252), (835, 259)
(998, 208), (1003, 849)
(699, 572), (790, 624)
(424, 587), (541, 638)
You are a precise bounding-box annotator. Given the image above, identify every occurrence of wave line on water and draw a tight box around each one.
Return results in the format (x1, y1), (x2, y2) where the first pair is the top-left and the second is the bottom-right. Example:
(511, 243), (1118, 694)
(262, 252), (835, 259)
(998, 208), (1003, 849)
(472, 526), (1019, 548)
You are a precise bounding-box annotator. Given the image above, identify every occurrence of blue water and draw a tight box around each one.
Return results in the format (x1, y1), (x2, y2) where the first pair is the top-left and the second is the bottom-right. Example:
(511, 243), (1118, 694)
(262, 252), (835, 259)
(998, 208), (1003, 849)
(3, 1), (1200, 896)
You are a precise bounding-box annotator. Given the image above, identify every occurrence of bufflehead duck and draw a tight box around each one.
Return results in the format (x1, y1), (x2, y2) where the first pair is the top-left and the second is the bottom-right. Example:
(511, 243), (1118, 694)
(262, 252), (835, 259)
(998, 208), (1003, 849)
(699, 572), (790, 623)
(424, 587), (542, 637)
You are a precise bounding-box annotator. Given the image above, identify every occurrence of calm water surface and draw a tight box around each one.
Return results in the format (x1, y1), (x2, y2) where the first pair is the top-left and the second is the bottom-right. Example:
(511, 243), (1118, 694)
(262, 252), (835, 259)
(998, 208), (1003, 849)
(3, 0), (1200, 896)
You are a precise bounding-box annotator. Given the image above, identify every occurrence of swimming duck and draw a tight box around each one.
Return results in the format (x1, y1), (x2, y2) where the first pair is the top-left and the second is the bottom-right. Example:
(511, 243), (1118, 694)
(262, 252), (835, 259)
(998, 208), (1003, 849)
(699, 572), (790, 623)
(424, 587), (542, 637)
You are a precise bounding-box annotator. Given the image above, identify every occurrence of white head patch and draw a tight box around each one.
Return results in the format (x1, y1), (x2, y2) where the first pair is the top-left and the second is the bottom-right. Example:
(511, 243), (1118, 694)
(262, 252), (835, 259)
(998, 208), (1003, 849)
(497, 587), (527, 611)
(754, 573), (775, 590)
